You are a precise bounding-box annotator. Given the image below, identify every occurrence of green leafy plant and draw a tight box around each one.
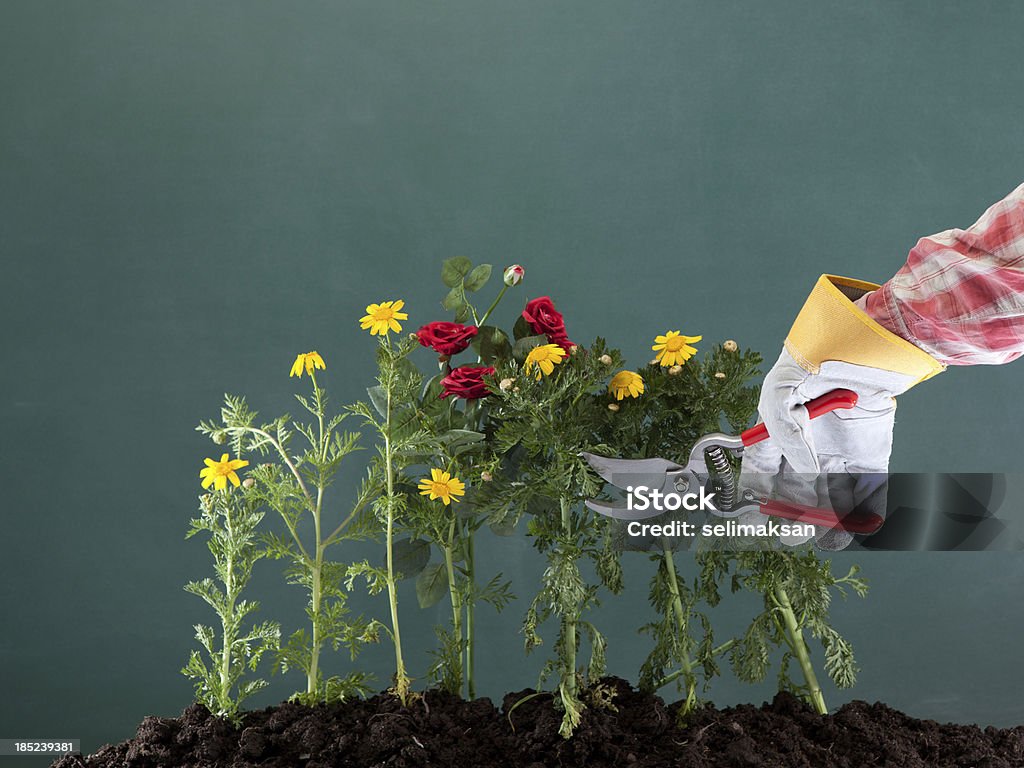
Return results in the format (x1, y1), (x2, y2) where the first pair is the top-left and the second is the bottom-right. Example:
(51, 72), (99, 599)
(182, 484), (280, 721)
(181, 256), (872, 731)
(592, 340), (868, 716)
(595, 342), (763, 713)
(197, 361), (383, 705)
(486, 335), (625, 738)
(348, 328), (433, 704)
(396, 258), (519, 698)
(727, 551), (867, 714)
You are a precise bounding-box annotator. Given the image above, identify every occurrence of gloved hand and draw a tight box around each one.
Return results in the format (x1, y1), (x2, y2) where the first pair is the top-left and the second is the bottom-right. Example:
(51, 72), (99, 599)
(740, 275), (945, 550)
(742, 184), (1024, 549)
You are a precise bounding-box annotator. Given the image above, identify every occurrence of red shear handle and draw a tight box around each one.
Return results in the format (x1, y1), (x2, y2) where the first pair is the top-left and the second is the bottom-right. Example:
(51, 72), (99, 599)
(759, 498), (883, 535)
(740, 388), (858, 448)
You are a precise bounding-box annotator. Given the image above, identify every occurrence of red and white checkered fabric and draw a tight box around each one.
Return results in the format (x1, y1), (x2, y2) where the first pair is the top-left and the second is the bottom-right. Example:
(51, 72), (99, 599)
(862, 181), (1024, 366)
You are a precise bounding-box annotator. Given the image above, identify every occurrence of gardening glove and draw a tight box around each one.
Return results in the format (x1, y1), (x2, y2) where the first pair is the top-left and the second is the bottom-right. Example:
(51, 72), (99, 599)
(740, 274), (945, 550)
(743, 183), (1024, 549)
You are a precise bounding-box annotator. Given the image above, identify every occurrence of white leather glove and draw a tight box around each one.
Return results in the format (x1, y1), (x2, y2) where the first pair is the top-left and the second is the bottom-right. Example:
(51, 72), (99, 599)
(740, 350), (905, 549)
(740, 275), (945, 550)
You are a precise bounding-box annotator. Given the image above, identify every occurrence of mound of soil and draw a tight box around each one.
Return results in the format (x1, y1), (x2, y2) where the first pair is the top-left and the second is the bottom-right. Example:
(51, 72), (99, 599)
(52, 677), (1024, 768)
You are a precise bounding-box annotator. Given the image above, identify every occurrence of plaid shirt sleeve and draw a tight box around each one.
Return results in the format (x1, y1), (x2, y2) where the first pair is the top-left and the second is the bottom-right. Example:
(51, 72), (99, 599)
(861, 181), (1024, 366)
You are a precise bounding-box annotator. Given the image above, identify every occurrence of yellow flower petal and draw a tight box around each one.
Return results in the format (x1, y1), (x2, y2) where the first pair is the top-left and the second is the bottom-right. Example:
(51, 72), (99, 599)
(651, 331), (701, 367)
(360, 300), (409, 337)
(199, 454), (249, 492)
(420, 468), (464, 505)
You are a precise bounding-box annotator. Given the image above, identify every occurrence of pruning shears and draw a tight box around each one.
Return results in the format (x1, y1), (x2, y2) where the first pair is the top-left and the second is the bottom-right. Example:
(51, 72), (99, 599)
(581, 389), (885, 535)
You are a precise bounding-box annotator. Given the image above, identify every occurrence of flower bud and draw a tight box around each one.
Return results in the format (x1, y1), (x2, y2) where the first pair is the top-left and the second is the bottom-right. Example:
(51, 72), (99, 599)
(512, 386), (520, 392)
(714, 371), (726, 379)
(480, 470), (493, 482)
(668, 365), (682, 375)
(242, 477), (255, 489)
(607, 402), (620, 412)
(503, 264), (525, 286)
(649, 358), (659, 366)
(599, 354), (613, 365)
(212, 430), (228, 445)
(723, 340), (738, 353)
(499, 377), (514, 391)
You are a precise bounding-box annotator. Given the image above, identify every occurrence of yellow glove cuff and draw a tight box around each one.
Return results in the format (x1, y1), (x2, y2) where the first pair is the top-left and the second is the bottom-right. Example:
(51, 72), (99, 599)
(784, 274), (945, 387)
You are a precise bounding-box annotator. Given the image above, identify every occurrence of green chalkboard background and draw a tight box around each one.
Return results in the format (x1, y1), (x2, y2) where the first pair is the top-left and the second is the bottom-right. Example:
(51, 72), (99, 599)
(3, 1), (1024, 761)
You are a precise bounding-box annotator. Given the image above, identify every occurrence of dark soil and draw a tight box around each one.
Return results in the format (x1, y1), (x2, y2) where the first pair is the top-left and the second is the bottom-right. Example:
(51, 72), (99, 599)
(52, 677), (1024, 768)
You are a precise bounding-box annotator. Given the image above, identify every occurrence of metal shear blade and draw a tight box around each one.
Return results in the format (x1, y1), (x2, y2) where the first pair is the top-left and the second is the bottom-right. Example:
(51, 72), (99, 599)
(580, 452), (687, 486)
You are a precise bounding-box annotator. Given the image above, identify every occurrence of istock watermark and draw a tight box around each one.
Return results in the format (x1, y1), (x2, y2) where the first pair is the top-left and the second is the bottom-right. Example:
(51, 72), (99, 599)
(625, 484), (718, 512)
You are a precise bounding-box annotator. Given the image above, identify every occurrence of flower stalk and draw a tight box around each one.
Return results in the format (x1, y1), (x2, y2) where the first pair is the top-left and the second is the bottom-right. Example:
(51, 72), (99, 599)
(382, 336), (411, 703)
(773, 585), (827, 715)
(182, 487), (279, 722)
(659, 543), (697, 712)
(198, 358), (381, 705)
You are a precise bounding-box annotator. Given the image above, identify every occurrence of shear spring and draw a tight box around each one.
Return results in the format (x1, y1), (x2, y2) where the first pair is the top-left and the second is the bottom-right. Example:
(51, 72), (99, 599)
(705, 445), (736, 511)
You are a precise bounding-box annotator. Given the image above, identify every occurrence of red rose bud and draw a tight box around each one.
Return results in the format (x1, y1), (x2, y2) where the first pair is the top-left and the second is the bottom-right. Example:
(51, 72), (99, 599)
(503, 264), (525, 286)
(522, 296), (574, 352)
(416, 321), (479, 356)
(440, 365), (496, 400)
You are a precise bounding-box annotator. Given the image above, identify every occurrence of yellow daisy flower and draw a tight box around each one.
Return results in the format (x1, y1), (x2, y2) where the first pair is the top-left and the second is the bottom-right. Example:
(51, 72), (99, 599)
(523, 343), (567, 380)
(418, 468), (466, 505)
(200, 453), (250, 491)
(608, 370), (644, 400)
(652, 330), (702, 367)
(290, 351), (326, 378)
(360, 300), (409, 336)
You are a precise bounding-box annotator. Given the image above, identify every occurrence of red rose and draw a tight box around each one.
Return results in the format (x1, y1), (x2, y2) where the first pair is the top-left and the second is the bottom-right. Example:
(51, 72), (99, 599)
(416, 321), (479, 356)
(522, 296), (574, 351)
(440, 365), (495, 400)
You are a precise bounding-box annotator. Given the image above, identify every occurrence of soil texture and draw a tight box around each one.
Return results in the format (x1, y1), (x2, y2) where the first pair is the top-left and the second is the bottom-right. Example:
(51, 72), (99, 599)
(52, 678), (1024, 767)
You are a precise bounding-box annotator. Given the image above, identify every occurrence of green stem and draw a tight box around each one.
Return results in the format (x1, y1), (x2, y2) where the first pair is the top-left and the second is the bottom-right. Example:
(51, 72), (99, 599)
(308, 481), (324, 696)
(233, 426), (311, 562)
(559, 496), (577, 701)
(442, 524), (464, 695)
(655, 638), (736, 690)
(774, 585), (827, 715)
(306, 372), (327, 697)
(476, 284), (509, 328)
(383, 348), (409, 703)
(660, 543), (697, 712)
(322, 487), (375, 548)
(309, 541), (321, 695)
(220, 500), (235, 705)
(465, 525), (476, 699)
